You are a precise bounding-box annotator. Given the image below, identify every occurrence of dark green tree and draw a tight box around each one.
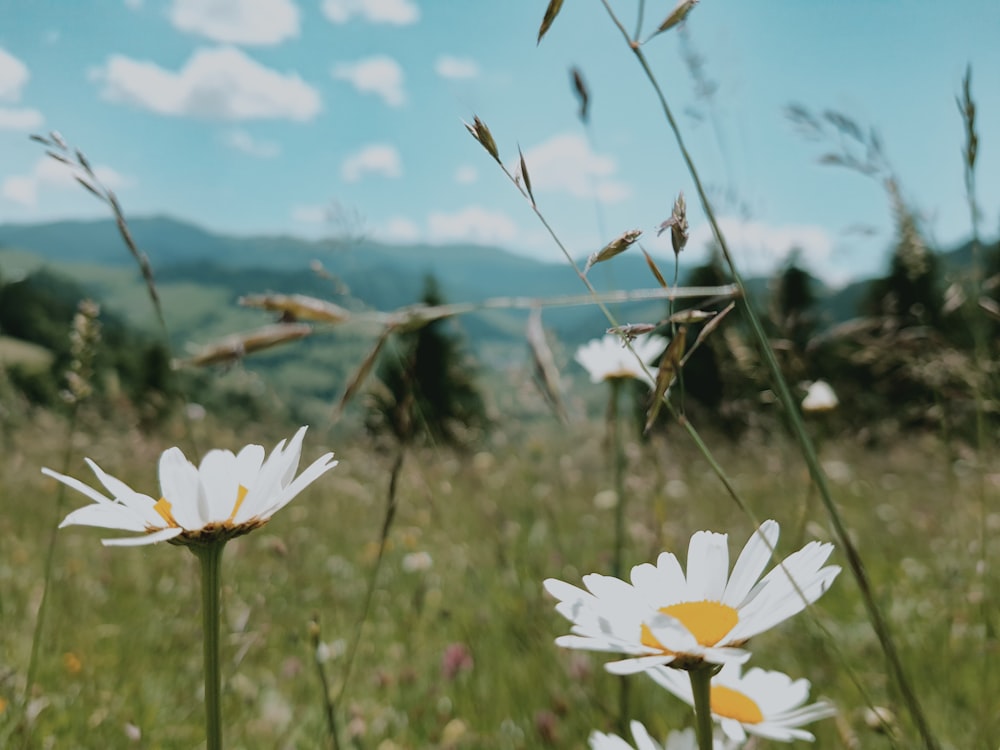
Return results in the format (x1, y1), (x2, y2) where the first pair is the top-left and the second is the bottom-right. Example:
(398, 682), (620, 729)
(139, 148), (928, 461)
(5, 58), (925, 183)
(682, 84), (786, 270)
(771, 249), (817, 349)
(367, 275), (487, 446)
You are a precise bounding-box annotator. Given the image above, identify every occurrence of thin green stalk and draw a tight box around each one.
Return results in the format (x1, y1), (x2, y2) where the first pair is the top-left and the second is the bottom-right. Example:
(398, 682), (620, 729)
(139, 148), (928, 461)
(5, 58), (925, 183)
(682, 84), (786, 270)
(596, 6), (938, 746)
(309, 616), (342, 750)
(957, 66), (995, 742)
(20, 408), (80, 748)
(609, 379), (627, 580)
(192, 541), (226, 750)
(333, 445), (406, 709)
(607, 378), (630, 734)
(689, 667), (715, 750)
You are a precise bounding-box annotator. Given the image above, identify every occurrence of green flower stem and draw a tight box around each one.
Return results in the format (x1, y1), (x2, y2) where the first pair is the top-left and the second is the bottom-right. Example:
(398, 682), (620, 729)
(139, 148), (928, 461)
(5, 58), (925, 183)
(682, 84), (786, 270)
(689, 667), (715, 750)
(193, 541), (226, 750)
(607, 378), (630, 734)
(608, 378), (627, 580)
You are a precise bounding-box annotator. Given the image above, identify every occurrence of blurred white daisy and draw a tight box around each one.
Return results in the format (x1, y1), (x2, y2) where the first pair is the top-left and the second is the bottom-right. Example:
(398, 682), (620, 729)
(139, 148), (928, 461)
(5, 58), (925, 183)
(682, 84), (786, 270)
(42, 426), (337, 547)
(649, 662), (836, 743)
(801, 380), (838, 412)
(543, 520), (840, 673)
(575, 333), (668, 386)
(589, 721), (741, 750)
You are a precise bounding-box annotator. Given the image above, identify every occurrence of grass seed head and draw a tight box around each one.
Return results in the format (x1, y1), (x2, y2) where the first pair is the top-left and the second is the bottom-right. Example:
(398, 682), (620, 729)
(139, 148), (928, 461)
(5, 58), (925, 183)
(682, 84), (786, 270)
(607, 323), (657, 342)
(181, 323), (311, 367)
(239, 293), (351, 324)
(464, 115), (501, 164)
(62, 299), (101, 404)
(584, 229), (642, 274)
(658, 192), (689, 255)
(656, 0), (699, 35)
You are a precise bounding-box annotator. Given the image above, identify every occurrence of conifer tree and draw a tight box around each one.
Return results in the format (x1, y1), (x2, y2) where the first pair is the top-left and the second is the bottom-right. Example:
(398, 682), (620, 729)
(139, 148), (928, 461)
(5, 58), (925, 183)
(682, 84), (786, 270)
(368, 275), (486, 445)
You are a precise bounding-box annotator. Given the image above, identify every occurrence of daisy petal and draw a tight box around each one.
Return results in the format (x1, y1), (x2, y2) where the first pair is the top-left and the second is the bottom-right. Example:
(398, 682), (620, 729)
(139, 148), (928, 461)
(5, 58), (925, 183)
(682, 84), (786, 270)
(102, 527), (184, 546)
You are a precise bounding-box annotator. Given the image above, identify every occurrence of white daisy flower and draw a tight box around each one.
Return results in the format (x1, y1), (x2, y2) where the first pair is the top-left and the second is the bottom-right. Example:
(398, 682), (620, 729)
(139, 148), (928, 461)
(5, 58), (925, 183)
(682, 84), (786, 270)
(42, 426), (338, 547)
(649, 662), (836, 743)
(543, 520), (840, 673)
(589, 721), (741, 750)
(575, 333), (668, 386)
(801, 380), (838, 412)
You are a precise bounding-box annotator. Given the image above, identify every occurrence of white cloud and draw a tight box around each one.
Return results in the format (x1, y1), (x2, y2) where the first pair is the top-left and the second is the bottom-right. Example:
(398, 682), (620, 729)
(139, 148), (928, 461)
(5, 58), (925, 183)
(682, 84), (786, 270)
(427, 206), (519, 246)
(454, 165), (478, 184)
(435, 55), (479, 80)
(522, 133), (631, 203)
(292, 204), (328, 224)
(377, 216), (421, 243)
(0, 107), (44, 131)
(170, 0), (299, 45)
(222, 128), (281, 157)
(341, 144), (402, 182)
(0, 47), (30, 102)
(93, 46), (321, 121)
(124, 0), (144, 8)
(686, 217), (834, 276)
(322, 0), (419, 25)
(2, 157), (131, 208)
(331, 55), (405, 107)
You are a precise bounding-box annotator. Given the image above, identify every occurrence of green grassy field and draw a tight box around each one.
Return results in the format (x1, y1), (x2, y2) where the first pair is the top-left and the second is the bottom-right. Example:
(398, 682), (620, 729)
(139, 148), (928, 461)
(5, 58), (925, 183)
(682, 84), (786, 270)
(0, 411), (996, 749)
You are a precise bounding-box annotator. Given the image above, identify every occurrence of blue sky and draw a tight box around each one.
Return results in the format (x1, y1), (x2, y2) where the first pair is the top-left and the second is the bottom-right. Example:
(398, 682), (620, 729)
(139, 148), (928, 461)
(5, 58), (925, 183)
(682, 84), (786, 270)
(1, 0), (998, 286)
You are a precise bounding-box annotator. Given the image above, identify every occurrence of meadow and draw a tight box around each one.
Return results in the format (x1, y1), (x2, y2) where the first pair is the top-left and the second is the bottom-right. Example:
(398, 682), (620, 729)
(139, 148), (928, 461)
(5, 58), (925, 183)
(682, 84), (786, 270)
(1, 3), (997, 749)
(1, 406), (997, 748)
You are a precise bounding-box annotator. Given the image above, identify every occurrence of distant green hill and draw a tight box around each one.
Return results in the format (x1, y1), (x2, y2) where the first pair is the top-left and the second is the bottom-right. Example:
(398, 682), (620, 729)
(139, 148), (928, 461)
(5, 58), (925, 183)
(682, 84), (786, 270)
(2, 215), (990, 415)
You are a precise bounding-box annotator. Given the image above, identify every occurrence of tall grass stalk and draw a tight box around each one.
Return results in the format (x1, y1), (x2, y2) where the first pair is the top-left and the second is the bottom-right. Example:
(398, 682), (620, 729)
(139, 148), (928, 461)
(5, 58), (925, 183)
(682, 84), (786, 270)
(19, 409), (79, 748)
(596, 4), (939, 747)
(330, 444), (406, 744)
(31, 133), (199, 454)
(957, 64), (996, 741)
(21, 300), (101, 747)
(606, 377), (630, 733)
(309, 616), (342, 750)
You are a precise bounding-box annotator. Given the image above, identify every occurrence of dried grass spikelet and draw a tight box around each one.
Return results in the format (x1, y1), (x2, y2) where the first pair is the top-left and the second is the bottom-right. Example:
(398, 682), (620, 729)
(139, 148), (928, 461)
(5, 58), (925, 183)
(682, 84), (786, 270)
(644, 326), (686, 434)
(957, 65), (978, 172)
(606, 323), (658, 342)
(526, 307), (568, 422)
(464, 116), (501, 164)
(62, 298), (101, 404)
(537, 0), (565, 44)
(335, 328), (392, 419)
(657, 192), (689, 256)
(180, 323), (311, 367)
(385, 303), (456, 334)
(655, 0), (699, 35)
(642, 248), (669, 288)
(667, 308), (716, 324)
(584, 229), (642, 275)
(516, 145), (536, 205)
(570, 67), (589, 123)
(239, 293), (351, 324)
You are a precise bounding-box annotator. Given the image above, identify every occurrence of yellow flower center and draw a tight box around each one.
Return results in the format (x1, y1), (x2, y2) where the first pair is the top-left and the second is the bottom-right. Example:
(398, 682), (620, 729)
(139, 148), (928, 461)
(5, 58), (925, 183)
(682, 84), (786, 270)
(640, 600), (739, 651)
(711, 684), (764, 724)
(153, 485), (249, 528)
